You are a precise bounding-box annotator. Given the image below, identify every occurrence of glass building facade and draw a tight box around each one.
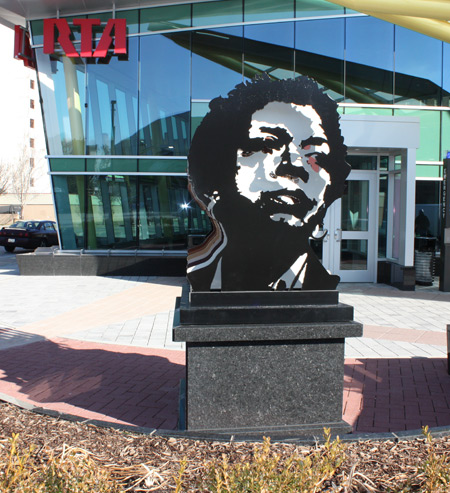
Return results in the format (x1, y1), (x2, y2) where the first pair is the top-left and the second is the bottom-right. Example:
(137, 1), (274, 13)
(29, 0), (449, 254)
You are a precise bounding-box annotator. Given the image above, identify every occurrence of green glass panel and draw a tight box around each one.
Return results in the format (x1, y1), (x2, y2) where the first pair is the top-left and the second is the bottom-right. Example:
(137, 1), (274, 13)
(378, 174), (388, 258)
(343, 107), (392, 116)
(416, 165), (441, 179)
(50, 158), (85, 172)
(86, 175), (138, 249)
(52, 175), (85, 249)
(30, 20), (44, 45)
(380, 156), (389, 171)
(191, 102), (210, 139)
(86, 158), (137, 172)
(295, 0), (344, 17)
(193, 0), (243, 27)
(346, 155), (377, 170)
(140, 4), (191, 32)
(87, 10), (139, 35)
(394, 109), (440, 162)
(138, 159), (187, 173)
(244, 0), (293, 22)
(441, 111), (450, 161)
(341, 180), (369, 231)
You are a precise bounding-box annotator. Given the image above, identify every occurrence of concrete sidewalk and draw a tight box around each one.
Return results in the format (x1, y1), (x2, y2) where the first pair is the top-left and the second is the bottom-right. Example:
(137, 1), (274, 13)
(1, 249), (449, 436)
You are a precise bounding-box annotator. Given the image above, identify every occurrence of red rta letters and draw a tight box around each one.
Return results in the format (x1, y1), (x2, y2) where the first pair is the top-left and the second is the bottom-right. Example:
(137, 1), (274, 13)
(43, 18), (127, 57)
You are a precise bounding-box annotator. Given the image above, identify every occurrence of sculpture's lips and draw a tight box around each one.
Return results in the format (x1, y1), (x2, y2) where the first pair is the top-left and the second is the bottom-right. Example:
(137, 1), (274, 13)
(259, 189), (317, 219)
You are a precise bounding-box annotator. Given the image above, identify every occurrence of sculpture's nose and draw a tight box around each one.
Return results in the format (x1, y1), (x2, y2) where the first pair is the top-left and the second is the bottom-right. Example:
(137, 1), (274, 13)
(275, 146), (309, 183)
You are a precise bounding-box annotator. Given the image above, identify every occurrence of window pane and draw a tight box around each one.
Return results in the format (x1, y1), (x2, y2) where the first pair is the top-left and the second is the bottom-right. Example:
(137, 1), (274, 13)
(138, 158), (187, 173)
(86, 38), (138, 155)
(296, 0), (344, 17)
(86, 158), (137, 172)
(86, 175), (137, 249)
(394, 109), (440, 162)
(341, 180), (369, 231)
(50, 158), (85, 172)
(52, 175), (85, 249)
(443, 44), (450, 106)
(442, 111), (450, 161)
(192, 27), (243, 100)
(140, 4), (191, 32)
(345, 17), (393, 104)
(244, 22), (294, 80)
(415, 180), (441, 242)
(244, 0), (293, 22)
(378, 174), (388, 258)
(394, 27), (442, 105)
(346, 155), (377, 171)
(193, 0), (243, 27)
(139, 33), (191, 156)
(87, 10), (139, 36)
(138, 176), (211, 249)
(392, 173), (401, 259)
(295, 18), (344, 100)
(340, 240), (368, 270)
(191, 101), (210, 139)
(35, 50), (86, 155)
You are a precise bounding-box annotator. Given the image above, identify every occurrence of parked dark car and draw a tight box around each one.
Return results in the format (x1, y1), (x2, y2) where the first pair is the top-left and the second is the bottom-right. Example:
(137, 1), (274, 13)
(0, 220), (59, 252)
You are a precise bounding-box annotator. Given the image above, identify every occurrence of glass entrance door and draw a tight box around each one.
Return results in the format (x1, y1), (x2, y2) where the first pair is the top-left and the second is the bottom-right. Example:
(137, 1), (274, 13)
(322, 170), (377, 283)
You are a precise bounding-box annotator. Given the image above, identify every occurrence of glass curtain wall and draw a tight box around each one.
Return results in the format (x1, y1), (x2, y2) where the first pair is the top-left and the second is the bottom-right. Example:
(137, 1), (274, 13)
(32, 0), (450, 252)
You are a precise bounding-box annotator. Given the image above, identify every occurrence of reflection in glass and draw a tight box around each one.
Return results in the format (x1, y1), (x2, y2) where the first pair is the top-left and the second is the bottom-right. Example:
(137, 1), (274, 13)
(340, 240), (368, 270)
(86, 38), (138, 155)
(392, 173), (401, 259)
(140, 4), (191, 32)
(139, 176), (211, 249)
(296, 0), (344, 17)
(244, 23), (294, 80)
(345, 17), (393, 104)
(395, 27), (442, 105)
(415, 180), (441, 242)
(53, 175), (85, 249)
(443, 44), (450, 107)
(139, 34), (191, 156)
(86, 175), (137, 249)
(193, 0), (243, 27)
(295, 19), (344, 100)
(35, 50), (86, 155)
(341, 181), (369, 231)
(346, 155), (377, 171)
(192, 27), (243, 100)
(378, 174), (388, 258)
(244, 0), (293, 22)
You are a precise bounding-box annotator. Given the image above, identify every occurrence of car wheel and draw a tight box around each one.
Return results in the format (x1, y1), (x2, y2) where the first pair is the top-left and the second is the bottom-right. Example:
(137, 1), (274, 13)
(4, 245), (15, 253)
(37, 239), (48, 249)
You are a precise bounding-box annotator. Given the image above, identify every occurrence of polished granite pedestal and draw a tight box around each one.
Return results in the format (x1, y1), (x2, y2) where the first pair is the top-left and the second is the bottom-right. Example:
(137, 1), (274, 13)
(173, 286), (362, 439)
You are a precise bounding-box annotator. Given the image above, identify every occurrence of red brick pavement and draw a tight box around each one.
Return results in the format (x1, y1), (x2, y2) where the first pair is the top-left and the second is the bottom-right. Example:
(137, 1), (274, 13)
(1, 339), (450, 434)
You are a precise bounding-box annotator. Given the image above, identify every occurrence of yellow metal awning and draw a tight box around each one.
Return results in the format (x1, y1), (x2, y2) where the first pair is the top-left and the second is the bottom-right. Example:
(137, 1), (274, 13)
(328, 0), (450, 44)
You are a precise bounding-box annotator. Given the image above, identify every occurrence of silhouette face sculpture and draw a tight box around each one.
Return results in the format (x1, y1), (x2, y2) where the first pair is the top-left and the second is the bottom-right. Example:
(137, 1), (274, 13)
(187, 76), (350, 292)
(235, 102), (331, 231)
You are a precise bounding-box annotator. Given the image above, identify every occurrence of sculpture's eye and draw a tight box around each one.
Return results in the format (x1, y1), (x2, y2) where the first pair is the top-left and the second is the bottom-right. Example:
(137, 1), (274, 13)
(241, 151), (254, 157)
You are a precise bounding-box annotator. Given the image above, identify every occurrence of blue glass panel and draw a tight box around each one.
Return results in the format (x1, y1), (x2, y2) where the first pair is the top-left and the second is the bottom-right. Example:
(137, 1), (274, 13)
(442, 43), (450, 107)
(139, 33), (191, 156)
(295, 18), (344, 100)
(86, 38), (138, 155)
(35, 49), (86, 155)
(345, 17), (393, 104)
(395, 27), (442, 105)
(192, 27), (243, 100)
(244, 23), (295, 80)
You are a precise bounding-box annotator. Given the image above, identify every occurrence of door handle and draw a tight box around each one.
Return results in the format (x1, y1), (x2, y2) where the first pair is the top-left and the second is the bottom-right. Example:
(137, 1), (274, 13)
(334, 228), (342, 242)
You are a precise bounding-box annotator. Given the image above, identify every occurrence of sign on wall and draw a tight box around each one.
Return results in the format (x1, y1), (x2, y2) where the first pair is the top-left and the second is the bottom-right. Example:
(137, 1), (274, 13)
(43, 18), (127, 58)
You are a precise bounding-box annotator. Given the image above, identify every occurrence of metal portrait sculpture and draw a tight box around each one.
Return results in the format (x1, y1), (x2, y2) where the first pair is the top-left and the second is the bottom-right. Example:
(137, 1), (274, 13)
(187, 76), (350, 291)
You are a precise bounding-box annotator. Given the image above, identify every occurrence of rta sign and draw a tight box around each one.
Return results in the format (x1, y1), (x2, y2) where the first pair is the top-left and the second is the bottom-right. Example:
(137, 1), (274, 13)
(43, 18), (127, 57)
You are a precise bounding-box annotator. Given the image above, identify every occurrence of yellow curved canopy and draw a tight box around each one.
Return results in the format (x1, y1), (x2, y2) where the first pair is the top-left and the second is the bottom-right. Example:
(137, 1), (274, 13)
(328, 0), (450, 43)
